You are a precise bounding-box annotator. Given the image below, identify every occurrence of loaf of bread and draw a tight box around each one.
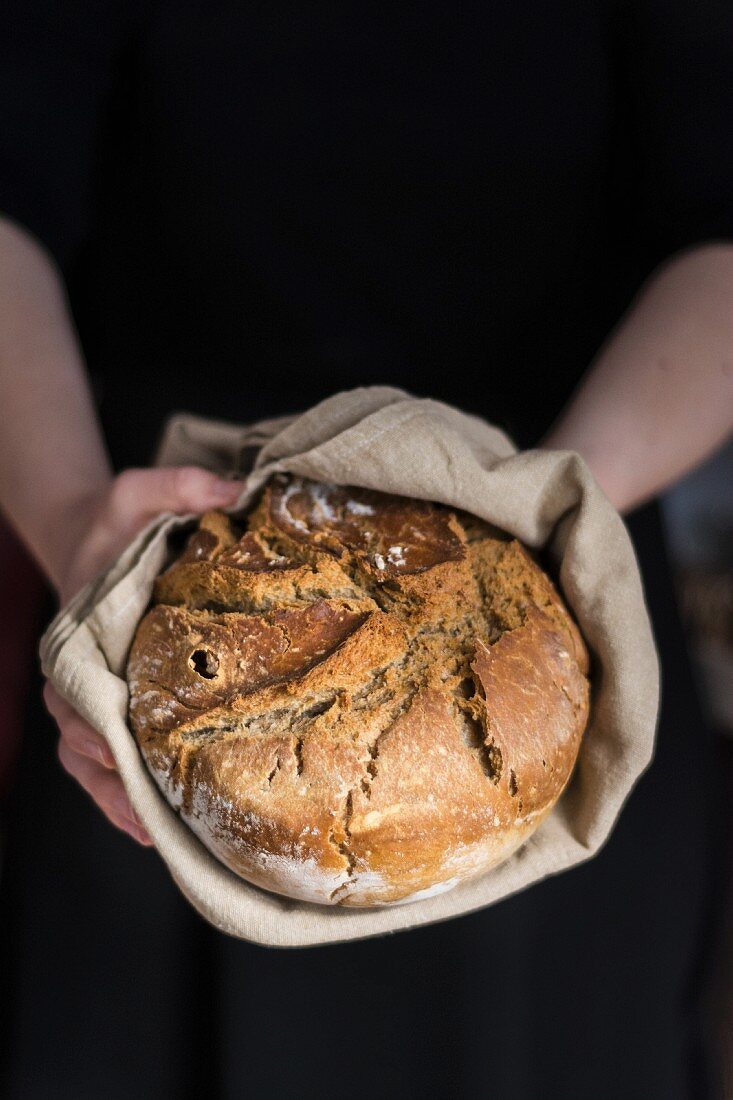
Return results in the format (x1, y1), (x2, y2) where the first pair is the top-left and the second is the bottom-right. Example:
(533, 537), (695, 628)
(127, 474), (590, 906)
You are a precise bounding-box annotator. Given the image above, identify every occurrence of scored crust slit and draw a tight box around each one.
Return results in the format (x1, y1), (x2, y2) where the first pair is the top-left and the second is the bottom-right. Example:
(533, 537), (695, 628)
(126, 474), (590, 907)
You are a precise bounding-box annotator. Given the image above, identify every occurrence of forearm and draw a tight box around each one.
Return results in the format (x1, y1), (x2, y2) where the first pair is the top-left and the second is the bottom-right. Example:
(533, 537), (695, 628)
(0, 217), (111, 587)
(543, 243), (733, 512)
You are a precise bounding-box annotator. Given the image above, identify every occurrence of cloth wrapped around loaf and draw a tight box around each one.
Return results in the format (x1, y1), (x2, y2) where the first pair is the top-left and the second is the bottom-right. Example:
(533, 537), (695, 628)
(40, 387), (659, 947)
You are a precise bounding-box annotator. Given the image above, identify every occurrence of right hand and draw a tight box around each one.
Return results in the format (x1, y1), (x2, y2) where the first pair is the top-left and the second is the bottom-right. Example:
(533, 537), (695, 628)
(44, 465), (244, 845)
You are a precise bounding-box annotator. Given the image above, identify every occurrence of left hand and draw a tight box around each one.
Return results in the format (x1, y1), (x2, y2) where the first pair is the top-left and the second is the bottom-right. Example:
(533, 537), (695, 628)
(45, 465), (244, 845)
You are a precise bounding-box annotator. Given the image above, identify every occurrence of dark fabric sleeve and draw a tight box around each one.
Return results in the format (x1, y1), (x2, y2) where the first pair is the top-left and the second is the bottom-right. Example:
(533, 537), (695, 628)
(0, 0), (144, 269)
(618, 0), (733, 257)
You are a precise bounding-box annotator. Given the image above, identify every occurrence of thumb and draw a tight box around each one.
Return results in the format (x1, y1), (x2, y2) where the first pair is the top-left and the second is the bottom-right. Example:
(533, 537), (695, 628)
(113, 466), (243, 519)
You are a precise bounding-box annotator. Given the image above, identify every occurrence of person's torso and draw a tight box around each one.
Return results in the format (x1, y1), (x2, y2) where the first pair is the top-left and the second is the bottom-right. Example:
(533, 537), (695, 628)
(71, 1), (647, 465)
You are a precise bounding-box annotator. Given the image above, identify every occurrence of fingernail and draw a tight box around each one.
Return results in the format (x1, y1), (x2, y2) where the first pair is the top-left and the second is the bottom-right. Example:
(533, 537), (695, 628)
(115, 795), (135, 821)
(120, 815), (152, 846)
(129, 807), (145, 828)
(85, 740), (112, 767)
(131, 824), (153, 846)
(212, 478), (242, 503)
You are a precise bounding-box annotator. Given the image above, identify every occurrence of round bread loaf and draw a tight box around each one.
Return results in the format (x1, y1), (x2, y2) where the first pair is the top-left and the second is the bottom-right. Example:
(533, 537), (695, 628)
(127, 474), (590, 906)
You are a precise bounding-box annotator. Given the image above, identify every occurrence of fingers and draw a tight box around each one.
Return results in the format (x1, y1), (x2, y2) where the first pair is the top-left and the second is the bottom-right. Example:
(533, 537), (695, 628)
(44, 683), (115, 768)
(113, 466), (242, 520)
(57, 740), (152, 846)
(42, 461), (238, 842)
(55, 466), (243, 604)
(44, 683), (152, 847)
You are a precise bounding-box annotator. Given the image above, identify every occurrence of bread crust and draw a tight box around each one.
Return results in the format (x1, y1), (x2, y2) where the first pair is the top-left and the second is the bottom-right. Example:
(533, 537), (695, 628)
(127, 475), (590, 906)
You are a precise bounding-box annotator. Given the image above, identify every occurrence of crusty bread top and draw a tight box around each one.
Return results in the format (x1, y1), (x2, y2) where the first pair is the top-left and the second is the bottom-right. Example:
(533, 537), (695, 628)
(127, 475), (590, 905)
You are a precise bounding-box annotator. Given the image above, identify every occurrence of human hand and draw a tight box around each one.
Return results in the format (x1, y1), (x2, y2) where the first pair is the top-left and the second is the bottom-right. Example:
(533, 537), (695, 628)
(44, 466), (243, 845)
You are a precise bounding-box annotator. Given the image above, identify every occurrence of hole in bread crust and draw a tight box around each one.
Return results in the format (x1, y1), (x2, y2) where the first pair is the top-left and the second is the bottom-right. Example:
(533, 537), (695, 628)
(189, 648), (219, 679)
(484, 741), (503, 783)
(456, 704), (503, 784)
(454, 677), (474, 700)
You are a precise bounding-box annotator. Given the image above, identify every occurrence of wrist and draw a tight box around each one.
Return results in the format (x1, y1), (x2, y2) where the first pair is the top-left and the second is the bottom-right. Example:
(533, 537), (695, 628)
(540, 428), (636, 514)
(41, 478), (112, 597)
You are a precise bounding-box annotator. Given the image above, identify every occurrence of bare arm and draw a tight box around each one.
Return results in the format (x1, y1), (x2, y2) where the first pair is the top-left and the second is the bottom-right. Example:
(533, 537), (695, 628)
(0, 219), (112, 590)
(543, 243), (733, 512)
(0, 216), (243, 843)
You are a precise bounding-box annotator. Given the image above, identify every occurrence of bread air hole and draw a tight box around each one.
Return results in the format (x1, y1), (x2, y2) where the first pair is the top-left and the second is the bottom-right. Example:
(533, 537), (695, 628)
(189, 648), (220, 679)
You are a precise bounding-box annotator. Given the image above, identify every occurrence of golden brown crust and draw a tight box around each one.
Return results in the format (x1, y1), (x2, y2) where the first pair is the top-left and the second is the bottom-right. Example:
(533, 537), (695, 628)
(127, 474), (590, 906)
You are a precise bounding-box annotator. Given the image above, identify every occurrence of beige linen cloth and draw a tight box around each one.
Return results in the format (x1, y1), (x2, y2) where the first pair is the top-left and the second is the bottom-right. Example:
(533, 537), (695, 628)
(40, 387), (659, 947)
